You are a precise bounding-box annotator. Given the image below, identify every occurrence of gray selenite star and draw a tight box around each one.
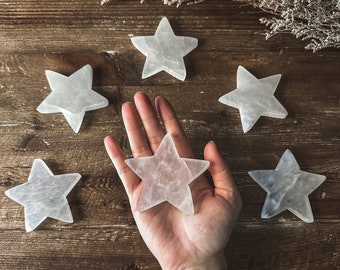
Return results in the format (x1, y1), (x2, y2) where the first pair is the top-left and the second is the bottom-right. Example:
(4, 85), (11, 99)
(248, 149), (326, 223)
(37, 64), (109, 133)
(125, 134), (210, 215)
(5, 159), (81, 232)
(219, 66), (288, 133)
(131, 17), (198, 81)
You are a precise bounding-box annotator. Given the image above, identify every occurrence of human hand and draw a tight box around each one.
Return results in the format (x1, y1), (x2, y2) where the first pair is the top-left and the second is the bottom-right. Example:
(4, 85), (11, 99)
(104, 92), (242, 270)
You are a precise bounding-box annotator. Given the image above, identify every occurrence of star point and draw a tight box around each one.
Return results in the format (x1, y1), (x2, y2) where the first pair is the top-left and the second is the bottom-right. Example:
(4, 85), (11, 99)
(248, 149), (326, 223)
(125, 134), (209, 215)
(219, 66), (288, 133)
(37, 64), (109, 133)
(5, 159), (81, 232)
(131, 17), (198, 81)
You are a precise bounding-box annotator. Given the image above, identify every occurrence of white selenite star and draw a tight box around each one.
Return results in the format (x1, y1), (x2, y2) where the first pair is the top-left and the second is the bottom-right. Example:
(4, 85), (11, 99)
(5, 159), (81, 232)
(131, 17), (198, 81)
(125, 134), (210, 215)
(37, 64), (109, 133)
(248, 149), (326, 223)
(219, 66), (288, 133)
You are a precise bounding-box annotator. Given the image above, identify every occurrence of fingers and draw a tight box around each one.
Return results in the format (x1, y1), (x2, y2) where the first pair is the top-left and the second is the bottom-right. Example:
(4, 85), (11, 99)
(155, 96), (194, 158)
(134, 92), (164, 153)
(104, 136), (140, 196)
(204, 141), (241, 203)
(123, 92), (193, 159)
(122, 101), (153, 157)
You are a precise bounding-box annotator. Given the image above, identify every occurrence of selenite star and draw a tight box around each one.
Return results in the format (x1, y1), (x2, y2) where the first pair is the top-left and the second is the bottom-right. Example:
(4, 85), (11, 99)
(5, 159), (81, 232)
(37, 64), (109, 133)
(125, 134), (210, 215)
(131, 17), (198, 81)
(219, 66), (288, 133)
(248, 149), (326, 223)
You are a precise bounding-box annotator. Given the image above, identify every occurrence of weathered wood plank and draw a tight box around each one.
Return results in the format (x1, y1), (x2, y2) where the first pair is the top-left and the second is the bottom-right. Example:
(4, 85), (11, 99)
(0, 227), (159, 270)
(0, 1), (309, 54)
(227, 222), (340, 270)
(0, 223), (338, 269)
(0, 0), (339, 269)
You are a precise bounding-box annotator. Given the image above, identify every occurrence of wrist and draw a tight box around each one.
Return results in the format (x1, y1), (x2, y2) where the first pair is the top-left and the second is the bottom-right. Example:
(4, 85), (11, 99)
(163, 251), (227, 270)
(184, 254), (227, 270)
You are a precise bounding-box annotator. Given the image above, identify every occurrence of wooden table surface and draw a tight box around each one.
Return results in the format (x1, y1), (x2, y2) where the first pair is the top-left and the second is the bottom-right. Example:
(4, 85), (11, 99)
(0, 0), (339, 269)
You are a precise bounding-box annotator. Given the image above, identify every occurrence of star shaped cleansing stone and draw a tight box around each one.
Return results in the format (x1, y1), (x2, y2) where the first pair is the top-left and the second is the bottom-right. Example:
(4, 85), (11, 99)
(37, 64), (109, 133)
(131, 17), (198, 81)
(5, 159), (81, 232)
(219, 66), (288, 133)
(248, 149), (326, 223)
(125, 134), (210, 215)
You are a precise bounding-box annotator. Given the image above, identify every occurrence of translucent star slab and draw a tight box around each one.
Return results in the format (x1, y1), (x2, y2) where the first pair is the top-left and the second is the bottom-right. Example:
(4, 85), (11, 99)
(5, 159), (81, 232)
(125, 134), (210, 215)
(248, 149), (326, 223)
(131, 17), (198, 81)
(37, 64), (109, 133)
(219, 66), (288, 133)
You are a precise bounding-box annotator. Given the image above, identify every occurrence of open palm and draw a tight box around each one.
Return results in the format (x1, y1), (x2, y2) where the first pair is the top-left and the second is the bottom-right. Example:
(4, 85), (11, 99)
(104, 92), (242, 269)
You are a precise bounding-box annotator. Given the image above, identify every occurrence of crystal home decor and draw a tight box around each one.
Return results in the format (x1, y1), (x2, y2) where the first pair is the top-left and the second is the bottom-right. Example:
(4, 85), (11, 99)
(125, 134), (210, 215)
(37, 64), (109, 133)
(248, 149), (326, 223)
(131, 17), (198, 81)
(5, 159), (81, 232)
(219, 65), (288, 133)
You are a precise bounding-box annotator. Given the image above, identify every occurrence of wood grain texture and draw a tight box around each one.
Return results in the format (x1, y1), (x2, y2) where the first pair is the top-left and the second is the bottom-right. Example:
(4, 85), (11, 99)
(0, 0), (339, 269)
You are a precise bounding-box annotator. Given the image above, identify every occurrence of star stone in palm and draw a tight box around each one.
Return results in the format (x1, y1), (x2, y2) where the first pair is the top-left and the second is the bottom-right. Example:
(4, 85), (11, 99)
(125, 134), (210, 215)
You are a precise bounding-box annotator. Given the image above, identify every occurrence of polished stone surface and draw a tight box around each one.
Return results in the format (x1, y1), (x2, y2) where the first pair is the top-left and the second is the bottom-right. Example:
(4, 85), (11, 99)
(219, 66), (288, 133)
(131, 17), (198, 81)
(37, 64), (108, 133)
(125, 134), (209, 215)
(248, 149), (326, 223)
(5, 159), (81, 232)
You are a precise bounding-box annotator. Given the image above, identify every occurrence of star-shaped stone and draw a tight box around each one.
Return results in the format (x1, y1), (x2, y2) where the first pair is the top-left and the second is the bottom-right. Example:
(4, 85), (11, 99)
(5, 159), (81, 232)
(37, 64), (109, 133)
(131, 17), (198, 81)
(125, 134), (210, 215)
(248, 149), (326, 223)
(219, 66), (288, 133)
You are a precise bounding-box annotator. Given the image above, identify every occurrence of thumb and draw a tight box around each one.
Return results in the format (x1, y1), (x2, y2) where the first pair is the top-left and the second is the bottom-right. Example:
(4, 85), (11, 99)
(204, 141), (241, 203)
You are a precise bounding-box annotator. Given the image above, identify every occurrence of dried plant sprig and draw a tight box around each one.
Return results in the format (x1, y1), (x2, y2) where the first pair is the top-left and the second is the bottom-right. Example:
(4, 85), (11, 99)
(236, 0), (340, 52)
(162, 0), (204, 7)
(101, 0), (204, 7)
